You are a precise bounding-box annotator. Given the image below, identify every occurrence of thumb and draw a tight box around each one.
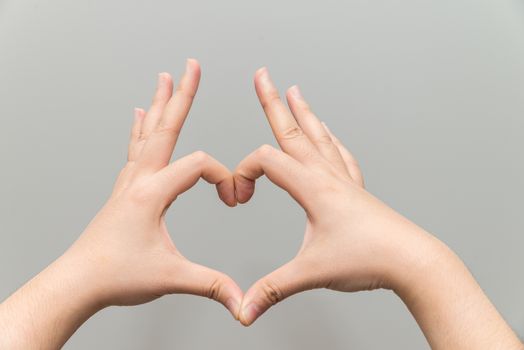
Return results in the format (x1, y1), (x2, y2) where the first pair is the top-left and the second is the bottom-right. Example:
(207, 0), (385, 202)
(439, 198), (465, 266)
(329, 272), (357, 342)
(155, 151), (237, 207)
(239, 258), (314, 326)
(233, 144), (315, 209)
(173, 260), (244, 320)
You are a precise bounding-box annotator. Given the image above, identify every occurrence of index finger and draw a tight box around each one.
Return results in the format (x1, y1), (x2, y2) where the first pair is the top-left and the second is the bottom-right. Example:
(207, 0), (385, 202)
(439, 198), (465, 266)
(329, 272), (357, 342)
(234, 144), (317, 212)
(137, 59), (201, 172)
(254, 68), (320, 164)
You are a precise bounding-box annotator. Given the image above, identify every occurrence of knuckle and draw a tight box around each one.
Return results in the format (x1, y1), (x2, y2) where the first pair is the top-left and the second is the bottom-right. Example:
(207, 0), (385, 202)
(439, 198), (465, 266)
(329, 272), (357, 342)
(255, 144), (276, 159)
(135, 130), (145, 141)
(314, 134), (334, 145)
(176, 85), (196, 101)
(129, 183), (156, 204)
(206, 277), (224, 301)
(261, 93), (280, 111)
(154, 123), (181, 136)
(190, 150), (210, 166)
(280, 126), (304, 140)
(259, 279), (284, 306)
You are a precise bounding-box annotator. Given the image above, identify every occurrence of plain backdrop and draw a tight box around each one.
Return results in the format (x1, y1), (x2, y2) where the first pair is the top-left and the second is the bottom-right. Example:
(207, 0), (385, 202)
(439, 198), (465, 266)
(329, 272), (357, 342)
(1, 1), (523, 349)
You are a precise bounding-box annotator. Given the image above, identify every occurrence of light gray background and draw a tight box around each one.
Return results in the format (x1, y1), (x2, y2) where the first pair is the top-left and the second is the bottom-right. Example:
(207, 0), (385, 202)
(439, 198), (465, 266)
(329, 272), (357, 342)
(1, 1), (523, 349)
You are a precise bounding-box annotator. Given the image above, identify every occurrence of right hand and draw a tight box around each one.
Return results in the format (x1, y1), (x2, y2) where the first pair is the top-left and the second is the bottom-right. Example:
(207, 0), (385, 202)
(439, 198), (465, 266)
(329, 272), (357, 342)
(234, 67), (444, 326)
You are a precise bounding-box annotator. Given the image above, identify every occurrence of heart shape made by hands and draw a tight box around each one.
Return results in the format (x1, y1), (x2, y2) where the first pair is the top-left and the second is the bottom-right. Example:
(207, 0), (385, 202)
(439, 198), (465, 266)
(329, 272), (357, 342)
(82, 59), (395, 330)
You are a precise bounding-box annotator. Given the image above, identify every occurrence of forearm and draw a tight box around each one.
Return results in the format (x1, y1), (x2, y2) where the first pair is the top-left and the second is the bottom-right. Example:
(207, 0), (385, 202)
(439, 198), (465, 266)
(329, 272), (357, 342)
(0, 249), (104, 350)
(391, 226), (523, 350)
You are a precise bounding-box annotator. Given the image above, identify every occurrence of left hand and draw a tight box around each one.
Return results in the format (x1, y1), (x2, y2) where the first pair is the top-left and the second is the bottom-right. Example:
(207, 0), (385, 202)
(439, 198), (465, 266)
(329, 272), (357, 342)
(66, 59), (243, 315)
(0, 59), (245, 350)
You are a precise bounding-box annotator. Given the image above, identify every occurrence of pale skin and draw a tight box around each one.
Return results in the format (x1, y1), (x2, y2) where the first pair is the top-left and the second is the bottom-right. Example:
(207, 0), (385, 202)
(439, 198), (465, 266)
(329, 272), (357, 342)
(0, 60), (521, 349)
(0, 59), (244, 349)
(234, 67), (524, 349)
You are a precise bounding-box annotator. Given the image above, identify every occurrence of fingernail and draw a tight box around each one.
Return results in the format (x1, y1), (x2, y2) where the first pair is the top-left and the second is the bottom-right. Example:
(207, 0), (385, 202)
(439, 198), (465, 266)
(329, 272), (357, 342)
(133, 108), (141, 120)
(257, 66), (269, 80)
(226, 298), (240, 320)
(289, 85), (303, 100)
(186, 58), (193, 73)
(257, 66), (268, 74)
(241, 303), (261, 325)
(157, 73), (167, 88)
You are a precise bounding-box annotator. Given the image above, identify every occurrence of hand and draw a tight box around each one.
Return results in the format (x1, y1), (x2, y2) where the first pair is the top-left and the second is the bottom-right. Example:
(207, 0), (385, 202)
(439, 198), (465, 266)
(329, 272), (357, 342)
(233, 67), (523, 350)
(234, 67), (414, 324)
(70, 59), (242, 312)
(0, 59), (243, 350)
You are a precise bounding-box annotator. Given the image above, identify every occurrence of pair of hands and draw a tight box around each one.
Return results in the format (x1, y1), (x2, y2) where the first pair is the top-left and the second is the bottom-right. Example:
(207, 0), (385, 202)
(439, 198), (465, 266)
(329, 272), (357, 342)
(3, 59), (521, 350)
(70, 59), (423, 326)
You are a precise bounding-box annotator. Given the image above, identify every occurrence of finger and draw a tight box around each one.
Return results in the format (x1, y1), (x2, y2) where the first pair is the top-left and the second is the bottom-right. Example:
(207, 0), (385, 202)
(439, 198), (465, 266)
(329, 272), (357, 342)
(322, 122), (365, 187)
(141, 72), (174, 137)
(233, 144), (316, 210)
(254, 68), (320, 164)
(137, 59), (201, 172)
(286, 86), (350, 177)
(159, 58), (201, 137)
(155, 151), (236, 207)
(239, 258), (314, 326)
(171, 260), (244, 320)
(128, 108), (146, 162)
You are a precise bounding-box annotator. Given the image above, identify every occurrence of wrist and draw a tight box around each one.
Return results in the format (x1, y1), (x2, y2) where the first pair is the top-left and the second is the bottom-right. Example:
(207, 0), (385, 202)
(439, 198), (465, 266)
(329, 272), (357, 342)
(383, 224), (523, 349)
(0, 244), (107, 349)
(48, 245), (109, 315)
(373, 213), (456, 297)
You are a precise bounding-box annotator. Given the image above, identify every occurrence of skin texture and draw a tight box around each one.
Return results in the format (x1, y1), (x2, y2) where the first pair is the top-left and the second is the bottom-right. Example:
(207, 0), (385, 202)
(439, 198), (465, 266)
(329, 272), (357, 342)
(0, 62), (522, 349)
(233, 67), (524, 350)
(0, 59), (243, 350)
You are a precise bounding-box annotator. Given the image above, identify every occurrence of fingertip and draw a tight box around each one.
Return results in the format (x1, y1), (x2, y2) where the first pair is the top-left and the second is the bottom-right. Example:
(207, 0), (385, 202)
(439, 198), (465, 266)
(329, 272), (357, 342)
(216, 179), (237, 207)
(156, 73), (173, 94)
(186, 57), (199, 65)
(158, 72), (171, 82)
(239, 317), (252, 327)
(223, 195), (238, 208)
(186, 58), (201, 76)
(219, 194), (237, 207)
(233, 174), (255, 204)
(287, 85), (301, 99)
(255, 67), (271, 87)
(239, 302), (263, 326)
(237, 194), (253, 205)
(255, 66), (268, 77)
(133, 107), (145, 120)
